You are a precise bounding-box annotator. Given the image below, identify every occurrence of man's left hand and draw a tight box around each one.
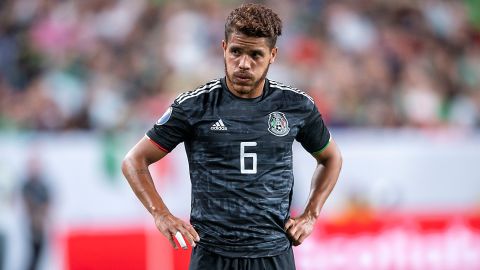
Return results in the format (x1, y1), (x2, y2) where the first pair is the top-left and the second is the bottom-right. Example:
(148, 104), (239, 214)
(284, 213), (316, 246)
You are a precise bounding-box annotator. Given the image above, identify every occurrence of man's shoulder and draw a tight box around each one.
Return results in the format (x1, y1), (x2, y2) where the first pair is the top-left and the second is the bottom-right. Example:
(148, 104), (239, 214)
(173, 78), (222, 107)
(268, 79), (314, 105)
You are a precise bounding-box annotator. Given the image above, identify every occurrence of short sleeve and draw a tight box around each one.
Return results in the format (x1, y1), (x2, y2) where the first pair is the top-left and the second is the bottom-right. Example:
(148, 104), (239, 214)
(295, 105), (331, 153)
(146, 104), (192, 152)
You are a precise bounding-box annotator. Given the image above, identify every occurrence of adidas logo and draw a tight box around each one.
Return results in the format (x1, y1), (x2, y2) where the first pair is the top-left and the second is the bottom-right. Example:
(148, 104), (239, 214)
(210, 119), (227, 131)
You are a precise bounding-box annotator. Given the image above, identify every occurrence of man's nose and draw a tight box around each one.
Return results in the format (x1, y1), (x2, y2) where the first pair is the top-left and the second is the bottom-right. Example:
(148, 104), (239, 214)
(238, 55), (251, 70)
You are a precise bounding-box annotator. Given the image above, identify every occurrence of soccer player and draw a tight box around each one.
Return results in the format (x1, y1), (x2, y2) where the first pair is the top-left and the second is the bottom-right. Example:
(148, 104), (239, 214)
(122, 3), (342, 270)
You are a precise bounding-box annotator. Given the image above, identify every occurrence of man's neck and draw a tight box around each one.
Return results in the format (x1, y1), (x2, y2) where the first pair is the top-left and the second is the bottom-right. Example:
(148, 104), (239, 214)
(225, 78), (265, 99)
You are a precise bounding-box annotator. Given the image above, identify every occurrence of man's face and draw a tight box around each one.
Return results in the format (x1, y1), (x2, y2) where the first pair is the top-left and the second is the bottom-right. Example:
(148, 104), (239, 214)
(223, 32), (277, 98)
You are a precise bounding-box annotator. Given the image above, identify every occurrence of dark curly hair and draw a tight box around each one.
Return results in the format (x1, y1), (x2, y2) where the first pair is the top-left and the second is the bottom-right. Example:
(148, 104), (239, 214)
(225, 3), (282, 49)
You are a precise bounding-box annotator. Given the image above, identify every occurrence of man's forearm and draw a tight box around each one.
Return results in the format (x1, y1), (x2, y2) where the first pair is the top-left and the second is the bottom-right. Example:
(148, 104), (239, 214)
(303, 156), (342, 219)
(121, 157), (170, 217)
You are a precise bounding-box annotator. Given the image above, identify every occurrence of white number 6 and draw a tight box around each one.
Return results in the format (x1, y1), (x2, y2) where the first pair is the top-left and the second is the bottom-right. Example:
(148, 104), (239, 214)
(240, 142), (257, 174)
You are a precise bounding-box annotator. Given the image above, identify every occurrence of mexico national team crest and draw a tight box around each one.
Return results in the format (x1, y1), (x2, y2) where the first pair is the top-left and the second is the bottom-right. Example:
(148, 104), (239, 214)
(268, 112), (290, 137)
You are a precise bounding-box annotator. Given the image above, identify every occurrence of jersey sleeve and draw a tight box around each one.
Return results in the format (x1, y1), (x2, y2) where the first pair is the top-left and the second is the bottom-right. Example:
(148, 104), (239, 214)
(146, 103), (192, 152)
(295, 104), (331, 154)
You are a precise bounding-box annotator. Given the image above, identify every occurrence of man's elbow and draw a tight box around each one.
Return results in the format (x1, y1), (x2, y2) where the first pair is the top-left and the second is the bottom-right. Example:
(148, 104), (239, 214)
(121, 151), (142, 178)
(121, 154), (132, 178)
(326, 147), (342, 170)
(336, 151), (343, 170)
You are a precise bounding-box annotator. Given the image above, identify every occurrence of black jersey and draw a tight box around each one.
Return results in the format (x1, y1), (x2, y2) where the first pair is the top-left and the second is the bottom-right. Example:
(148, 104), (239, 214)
(147, 77), (330, 258)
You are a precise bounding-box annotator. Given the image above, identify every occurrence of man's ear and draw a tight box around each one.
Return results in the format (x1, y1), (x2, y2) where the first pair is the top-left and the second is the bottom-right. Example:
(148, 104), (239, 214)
(222, 40), (227, 57)
(269, 47), (278, 64)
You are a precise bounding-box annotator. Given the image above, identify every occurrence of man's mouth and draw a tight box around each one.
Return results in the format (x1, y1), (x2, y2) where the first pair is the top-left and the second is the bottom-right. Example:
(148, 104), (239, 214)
(234, 73), (253, 82)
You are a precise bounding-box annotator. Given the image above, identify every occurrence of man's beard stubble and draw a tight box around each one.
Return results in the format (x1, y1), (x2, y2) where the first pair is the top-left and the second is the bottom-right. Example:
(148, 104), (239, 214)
(224, 60), (270, 95)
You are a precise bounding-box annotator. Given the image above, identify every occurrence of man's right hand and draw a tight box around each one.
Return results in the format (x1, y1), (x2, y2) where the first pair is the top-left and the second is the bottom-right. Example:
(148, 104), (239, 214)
(122, 137), (200, 249)
(153, 211), (200, 249)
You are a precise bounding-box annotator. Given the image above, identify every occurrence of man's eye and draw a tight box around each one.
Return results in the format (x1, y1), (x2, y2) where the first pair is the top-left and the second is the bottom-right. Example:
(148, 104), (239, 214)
(231, 49), (240, 55)
(252, 52), (262, 59)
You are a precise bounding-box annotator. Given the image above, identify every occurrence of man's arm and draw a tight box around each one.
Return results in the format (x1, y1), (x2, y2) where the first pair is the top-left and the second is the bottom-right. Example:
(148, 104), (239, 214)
(285, 138), (342, 246)
(121, 136), (200, 249)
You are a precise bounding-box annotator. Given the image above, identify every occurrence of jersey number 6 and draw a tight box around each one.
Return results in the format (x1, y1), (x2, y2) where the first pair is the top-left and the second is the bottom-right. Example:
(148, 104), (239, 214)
(240, 142), (257, 174)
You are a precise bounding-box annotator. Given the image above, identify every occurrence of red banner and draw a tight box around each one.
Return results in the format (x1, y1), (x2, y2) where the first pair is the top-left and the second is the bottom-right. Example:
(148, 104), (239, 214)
(65, 211), (480, 270)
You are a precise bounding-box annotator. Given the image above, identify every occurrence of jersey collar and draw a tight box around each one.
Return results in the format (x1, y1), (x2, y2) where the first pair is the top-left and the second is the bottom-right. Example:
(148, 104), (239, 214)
(220, 77), (271, 102)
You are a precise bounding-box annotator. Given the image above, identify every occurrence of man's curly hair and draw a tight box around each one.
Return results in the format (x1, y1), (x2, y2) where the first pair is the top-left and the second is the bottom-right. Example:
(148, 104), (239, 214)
(225, 3), (282, 49)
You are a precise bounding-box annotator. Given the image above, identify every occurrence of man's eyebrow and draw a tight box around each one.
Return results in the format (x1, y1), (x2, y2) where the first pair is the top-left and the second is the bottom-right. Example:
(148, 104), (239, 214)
(229, 45), (242, 50)
(228, 45), (266, 55)
(251, 49), (264, 55)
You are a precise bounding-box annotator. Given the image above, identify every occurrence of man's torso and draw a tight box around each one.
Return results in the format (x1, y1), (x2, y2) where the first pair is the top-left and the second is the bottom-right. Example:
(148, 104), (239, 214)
(147, 78), (329, 257)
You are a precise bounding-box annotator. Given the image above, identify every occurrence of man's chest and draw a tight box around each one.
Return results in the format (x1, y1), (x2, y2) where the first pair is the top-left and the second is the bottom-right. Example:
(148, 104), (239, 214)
(186, 106), (300, 174)
(191, 107), (302, 143)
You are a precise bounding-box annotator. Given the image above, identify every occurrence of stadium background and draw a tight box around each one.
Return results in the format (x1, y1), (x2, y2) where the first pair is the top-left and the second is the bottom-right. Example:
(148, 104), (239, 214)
(0, 0), (479, 269)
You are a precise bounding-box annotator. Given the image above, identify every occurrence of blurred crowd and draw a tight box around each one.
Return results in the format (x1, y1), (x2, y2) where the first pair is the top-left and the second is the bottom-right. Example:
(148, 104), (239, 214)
(0, 0), (479, 132)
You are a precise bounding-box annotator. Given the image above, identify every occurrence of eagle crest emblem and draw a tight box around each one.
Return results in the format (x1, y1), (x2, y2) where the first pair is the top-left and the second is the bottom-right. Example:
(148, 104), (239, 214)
(268, 112), (290, 136)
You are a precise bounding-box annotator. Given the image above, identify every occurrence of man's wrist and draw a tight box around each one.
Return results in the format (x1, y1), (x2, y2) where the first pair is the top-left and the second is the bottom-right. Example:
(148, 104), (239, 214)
(303, 206), (320, 220)
(150, 205), (170, 218)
